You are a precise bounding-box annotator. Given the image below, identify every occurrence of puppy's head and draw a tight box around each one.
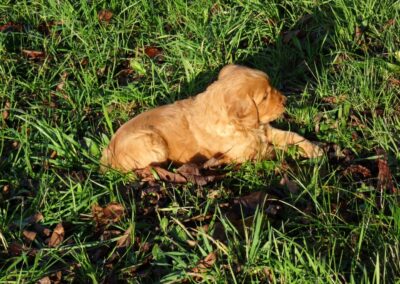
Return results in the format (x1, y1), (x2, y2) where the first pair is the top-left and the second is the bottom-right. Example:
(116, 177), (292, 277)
(218, 64), (286, 128)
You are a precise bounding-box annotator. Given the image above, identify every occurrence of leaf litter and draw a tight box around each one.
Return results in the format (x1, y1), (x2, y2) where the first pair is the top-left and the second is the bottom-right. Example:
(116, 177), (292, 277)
(48, 223), (65, 247)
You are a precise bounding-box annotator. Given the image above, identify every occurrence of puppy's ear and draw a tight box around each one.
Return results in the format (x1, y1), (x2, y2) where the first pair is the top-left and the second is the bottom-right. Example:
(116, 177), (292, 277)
(225, 91), (259, 129)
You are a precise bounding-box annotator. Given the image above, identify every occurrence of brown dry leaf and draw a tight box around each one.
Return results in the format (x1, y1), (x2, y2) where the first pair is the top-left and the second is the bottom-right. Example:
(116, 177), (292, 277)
(11, 141), (19, 149)
(22, 230), (37, 243)
(321, 95), (347, 104)
(349, 114), (366, 128)
(210, 3), (221, 15)
(100, 229), (121, 241)
(144, 46), (163, 58)
(192, 252), (217, 273)
(98, 9), (113, 23)
(263, 267), (274, 283)
(54, 271), (62, 283)
(376, 148), (395, 193)
(22, 50), (46, 60)
(232, 191), (282, 218)
(26, 212), (44, 224)
(80, 57), (89, 66)
(186, 240), (198, 247)
(232, 191), (268, 215)
(383, 19), (395, 29)
(3, 184), (10, 194)
(207, 189), (221, 199)
(49, 150), (57, 159)
(37, 20), (63, 36)
(48, 223), (65, 247)
(136, 166), (187, 183)
(137, 164), (223, 185)
(177, 163), (222, 186)
(0, 21), (23, 32)
(103, 203), (125, 221)
(355, 26), (363, 39)
(33, 223), (52, 237)
(55, 72), (68, 92)
(279, 174), (299, 193)
(2, 100), (10, 120)
(38, 276), (51, 284)
(342, 164), (371, 179)
(388, 77), (400, 87)
(8, 242), (37, 257)
(92, 202), (126, 227)
(9, 242), (24, 256)
(116, 226), (133, 248)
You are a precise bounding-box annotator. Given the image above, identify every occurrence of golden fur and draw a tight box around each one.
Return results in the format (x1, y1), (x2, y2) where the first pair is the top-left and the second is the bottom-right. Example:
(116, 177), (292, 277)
(101, 64), (323, 172)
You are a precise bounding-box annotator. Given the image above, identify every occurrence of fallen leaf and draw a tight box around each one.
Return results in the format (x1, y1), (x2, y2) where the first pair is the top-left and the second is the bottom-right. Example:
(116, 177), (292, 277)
(321, 95), (347, 104)
(50, 150), (57, 159)
(186, 240), (198, 247)
(12, 141), (19, 149)
(144, 46), (163, 59)
(26, 212), (44, 224)
(2, 100), (10, 120)
(349, 114), (366, 128)
(33, 223), (52, 237)
(116, 226), (133, 248)
(388, 77), (400, 87)
(98, 9), (113, 23)
(177, 163), (223, 186)
(342, 164), (371, 179)
(8, 242), (37, 257)
(213, 191), (282, 241)
(22, 50), (46, 60)
(22, 230), (37, 243)
(37, 20), (63, 36)
(100, 229), (121, 241)
(136, 166), (187, 183)
(80, 57), (89, 66)
(48, 223), (65, 247)
(383, 19), (395, 29)
(355, 26), (363, 39)
(0, 21), (23, 32)
(137, 164), (224, 186)
(192, 252), (217, 273)
(55, 72), (68, 93)
(279, 174), (299, 193)
(210, 3), (221, 15)
(92, 202), (125, 227)
(376, 148), (395, 194)
(3, 184), (10, 194)
(263, 267), (274, 283)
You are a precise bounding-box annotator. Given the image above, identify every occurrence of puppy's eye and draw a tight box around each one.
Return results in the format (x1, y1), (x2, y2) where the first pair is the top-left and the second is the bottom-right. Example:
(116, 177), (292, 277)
(262, 95), (268, 100)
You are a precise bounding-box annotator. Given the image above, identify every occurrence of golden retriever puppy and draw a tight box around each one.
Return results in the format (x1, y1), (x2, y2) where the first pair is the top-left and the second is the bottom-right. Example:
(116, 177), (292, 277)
(101, 64), (323, 172)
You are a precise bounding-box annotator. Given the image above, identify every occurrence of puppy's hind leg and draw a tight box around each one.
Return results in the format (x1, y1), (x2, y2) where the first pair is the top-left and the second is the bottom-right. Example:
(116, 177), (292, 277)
(102, 130), (169, 172)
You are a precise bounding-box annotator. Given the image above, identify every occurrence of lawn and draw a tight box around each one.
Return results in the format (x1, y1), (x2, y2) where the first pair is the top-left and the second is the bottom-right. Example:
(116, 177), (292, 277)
(0, 0), (399, 283)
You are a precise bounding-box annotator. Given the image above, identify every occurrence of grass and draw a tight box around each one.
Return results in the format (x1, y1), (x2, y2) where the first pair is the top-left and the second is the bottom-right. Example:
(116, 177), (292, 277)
(1, 0), (399, 282)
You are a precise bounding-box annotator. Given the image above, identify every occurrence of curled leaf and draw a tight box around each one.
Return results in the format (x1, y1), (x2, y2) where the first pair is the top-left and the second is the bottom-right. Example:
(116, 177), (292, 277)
(22, 50), (46, 59)
(48, 223), (65, 247)
(92, 202), (126, 227)
(192, 252), (217, 273)
(98, 10), (113, 23)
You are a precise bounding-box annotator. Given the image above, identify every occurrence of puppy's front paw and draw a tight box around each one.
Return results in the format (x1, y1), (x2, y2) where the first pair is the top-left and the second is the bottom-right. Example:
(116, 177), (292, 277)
(301, 143), (324, 158)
